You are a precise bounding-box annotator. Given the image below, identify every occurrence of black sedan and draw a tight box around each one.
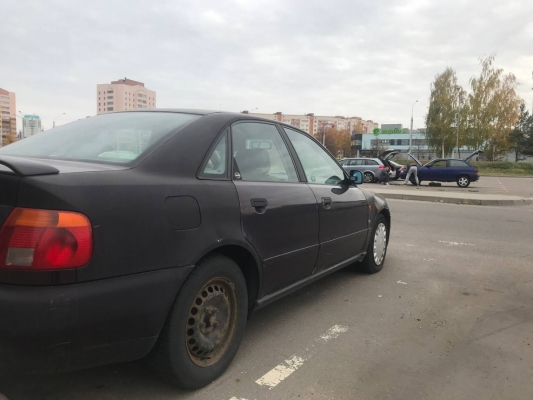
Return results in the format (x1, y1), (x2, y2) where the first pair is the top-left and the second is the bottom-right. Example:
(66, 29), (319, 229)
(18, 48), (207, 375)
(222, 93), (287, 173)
(0, 110), (391, 389)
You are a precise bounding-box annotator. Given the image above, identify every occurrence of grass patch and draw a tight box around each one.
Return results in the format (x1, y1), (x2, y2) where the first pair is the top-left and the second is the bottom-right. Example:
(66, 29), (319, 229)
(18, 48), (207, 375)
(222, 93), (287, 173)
(472, 162), (533, 177)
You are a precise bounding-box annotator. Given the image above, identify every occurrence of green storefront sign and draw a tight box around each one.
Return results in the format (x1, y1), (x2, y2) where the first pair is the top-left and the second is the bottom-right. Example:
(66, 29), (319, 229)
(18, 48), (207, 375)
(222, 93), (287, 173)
(373, 128), (409, 136)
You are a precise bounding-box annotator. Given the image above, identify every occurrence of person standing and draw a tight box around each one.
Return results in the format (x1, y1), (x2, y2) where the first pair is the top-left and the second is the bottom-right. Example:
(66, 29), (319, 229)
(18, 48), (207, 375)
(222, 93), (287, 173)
(404, 163), (419, 186)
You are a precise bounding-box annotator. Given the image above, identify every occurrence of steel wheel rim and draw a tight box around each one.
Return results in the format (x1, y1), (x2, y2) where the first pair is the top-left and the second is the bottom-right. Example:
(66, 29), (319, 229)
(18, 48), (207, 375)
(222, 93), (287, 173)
(373, 222), (387, 265)
(185, 277), (238, 367)
(458, 177), (468, 186)
(364, 173), (373, 183)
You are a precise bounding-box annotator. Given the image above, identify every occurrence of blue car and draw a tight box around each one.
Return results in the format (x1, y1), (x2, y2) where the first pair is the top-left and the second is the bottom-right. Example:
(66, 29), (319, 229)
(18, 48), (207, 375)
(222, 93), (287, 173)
(400, 150), (482, 188)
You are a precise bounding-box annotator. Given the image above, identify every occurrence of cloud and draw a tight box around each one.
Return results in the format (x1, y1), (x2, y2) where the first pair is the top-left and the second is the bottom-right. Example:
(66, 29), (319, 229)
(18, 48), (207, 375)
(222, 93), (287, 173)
(1, 0), (532, 131)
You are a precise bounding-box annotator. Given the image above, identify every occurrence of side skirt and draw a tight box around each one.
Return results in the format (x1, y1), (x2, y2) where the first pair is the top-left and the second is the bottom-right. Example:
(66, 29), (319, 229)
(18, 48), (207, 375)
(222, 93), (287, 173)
(253, 252), (366, 311)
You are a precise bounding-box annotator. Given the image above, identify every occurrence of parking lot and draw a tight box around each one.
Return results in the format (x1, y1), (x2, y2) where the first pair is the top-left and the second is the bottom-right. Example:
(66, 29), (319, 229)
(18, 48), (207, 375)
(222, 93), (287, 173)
(390, 176), (533, 198)
(1, 199), (532, 400)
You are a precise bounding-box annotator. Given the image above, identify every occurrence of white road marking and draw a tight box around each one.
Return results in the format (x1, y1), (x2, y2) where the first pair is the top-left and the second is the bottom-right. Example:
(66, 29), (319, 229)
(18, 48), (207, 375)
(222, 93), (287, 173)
(255, 325), (348, 390)
(423, 258), (437, 261)
(319, 324), (349, 341)
(438, 240), (475, 246)
(255, 355), (306, 388)
(397, 280), (408, 285)
(229, 398), (250, 400)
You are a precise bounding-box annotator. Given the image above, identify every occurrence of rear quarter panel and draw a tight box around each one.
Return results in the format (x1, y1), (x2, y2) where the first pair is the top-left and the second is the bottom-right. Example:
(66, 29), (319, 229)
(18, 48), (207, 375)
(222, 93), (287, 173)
(12, 114), (257, 283)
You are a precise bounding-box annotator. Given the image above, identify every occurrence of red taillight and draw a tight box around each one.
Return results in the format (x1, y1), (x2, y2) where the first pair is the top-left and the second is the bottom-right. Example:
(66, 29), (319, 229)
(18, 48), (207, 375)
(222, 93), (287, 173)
(378, 165), (384, 169)
(0, 208), (92, 270)
(474, 168), (479, 173)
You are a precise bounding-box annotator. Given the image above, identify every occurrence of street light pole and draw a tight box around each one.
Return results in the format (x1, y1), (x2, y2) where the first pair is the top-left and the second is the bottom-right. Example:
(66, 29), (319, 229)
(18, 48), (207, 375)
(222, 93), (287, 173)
(322, 125), (329, 146)
(53, 112), (66, 128)
(409, 100), (418, 153)
(456, 96), (461, 159)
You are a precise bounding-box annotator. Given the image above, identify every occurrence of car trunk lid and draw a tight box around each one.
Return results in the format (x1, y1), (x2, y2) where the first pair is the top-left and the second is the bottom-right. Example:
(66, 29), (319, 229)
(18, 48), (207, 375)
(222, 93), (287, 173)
(0, 156), (128, 227)
(379, 149), (400, 161)
(464, 149), (483, 162)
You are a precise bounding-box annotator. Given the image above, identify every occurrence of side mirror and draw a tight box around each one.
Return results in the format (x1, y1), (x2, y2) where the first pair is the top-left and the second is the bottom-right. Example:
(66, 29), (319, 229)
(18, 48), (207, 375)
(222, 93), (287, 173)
(349, 169), (363, 184)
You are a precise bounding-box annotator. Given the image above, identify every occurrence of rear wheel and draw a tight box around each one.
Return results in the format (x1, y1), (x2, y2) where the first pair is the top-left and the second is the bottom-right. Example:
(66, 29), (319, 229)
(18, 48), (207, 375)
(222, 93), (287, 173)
(363, 172), (374, 183)
(149, 254), (248, 389)
(457, 175), (470, 188)
(357, 214), (388, 274)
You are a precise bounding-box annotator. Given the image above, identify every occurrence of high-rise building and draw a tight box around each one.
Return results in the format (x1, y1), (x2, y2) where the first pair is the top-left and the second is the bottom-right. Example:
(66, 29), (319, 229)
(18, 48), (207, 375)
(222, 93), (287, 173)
(22, 114), (42, 138)
(96, 78), (156, 115)
(0, 88), (16, 144)
(244, 111), (378, 136)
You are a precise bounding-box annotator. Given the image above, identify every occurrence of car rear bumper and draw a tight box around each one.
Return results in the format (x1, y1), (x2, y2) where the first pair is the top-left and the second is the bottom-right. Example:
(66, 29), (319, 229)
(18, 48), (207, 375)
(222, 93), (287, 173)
(0, 266), (193, 374)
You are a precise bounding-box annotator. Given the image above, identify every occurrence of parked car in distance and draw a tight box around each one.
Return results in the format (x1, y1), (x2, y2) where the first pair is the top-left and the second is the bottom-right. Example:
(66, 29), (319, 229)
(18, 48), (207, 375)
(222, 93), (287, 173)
(340, 150), (400, 183)
(400, 150), (482, 187)
(0, 110), (391, 389)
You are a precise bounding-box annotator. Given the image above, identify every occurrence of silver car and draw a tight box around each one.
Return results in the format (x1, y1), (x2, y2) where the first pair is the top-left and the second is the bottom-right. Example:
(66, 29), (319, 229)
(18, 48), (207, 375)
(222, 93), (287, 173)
(339, 150), (400, 183)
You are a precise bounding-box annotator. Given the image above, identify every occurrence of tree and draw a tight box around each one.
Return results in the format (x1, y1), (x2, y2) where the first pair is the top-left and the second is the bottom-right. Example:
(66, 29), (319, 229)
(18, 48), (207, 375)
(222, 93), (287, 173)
(509, 103), (533, 161)
(425, 68), (467, 157)
(323, 128), (351, 158)
(467, 54), (522, 160)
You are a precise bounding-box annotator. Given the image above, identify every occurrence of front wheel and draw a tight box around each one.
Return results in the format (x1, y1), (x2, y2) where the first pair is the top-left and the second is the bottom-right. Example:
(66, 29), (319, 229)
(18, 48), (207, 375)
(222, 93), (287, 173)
(364, 172), (374, 183)
(457, 175), (470, 188)
(357, 214), (389, 274)
(149, 254), (248, 389)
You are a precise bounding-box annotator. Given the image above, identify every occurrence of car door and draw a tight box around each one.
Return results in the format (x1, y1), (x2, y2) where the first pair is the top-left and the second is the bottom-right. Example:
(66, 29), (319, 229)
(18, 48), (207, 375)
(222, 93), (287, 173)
(230, 121), (320, 295)
(426, 160), (448, 181)
(282, 127), (368, 273)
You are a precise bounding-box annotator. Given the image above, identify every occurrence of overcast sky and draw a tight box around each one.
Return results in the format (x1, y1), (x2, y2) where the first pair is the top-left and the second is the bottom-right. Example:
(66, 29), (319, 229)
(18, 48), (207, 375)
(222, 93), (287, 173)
(2, 0), (532, 131)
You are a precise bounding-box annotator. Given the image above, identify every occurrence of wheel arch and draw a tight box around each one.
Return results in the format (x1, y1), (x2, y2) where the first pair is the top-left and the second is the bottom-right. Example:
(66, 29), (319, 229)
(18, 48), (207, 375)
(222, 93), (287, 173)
(201, 244), (261, 316)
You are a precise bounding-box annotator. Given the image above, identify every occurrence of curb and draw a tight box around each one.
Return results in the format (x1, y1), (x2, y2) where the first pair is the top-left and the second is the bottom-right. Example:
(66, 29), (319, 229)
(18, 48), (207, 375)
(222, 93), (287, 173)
(372, 192), (533, 207)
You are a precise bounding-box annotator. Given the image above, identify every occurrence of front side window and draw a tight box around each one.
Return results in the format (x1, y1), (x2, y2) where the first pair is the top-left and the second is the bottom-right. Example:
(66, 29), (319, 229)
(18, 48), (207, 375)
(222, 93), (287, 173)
(449, 160), (469, 167)
(0, 112), (199, 165)
(283, 128), (345, 185)
(432, 160), (447, 168)
(232, 122), (298, 183)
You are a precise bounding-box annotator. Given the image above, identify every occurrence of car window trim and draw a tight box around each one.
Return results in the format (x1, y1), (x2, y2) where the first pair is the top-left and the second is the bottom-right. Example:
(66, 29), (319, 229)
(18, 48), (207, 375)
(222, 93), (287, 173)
(279, 125), (350, 184)
(229, 120), (300, 184)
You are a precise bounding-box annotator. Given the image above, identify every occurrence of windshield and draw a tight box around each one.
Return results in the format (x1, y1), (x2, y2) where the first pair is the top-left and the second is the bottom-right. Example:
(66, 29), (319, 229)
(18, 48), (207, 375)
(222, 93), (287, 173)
(0, 112), (199, 165)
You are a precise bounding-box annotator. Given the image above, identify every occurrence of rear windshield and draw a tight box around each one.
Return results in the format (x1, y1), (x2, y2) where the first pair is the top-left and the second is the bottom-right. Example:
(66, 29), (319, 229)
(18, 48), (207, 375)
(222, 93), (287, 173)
(0, 112), (199, 165)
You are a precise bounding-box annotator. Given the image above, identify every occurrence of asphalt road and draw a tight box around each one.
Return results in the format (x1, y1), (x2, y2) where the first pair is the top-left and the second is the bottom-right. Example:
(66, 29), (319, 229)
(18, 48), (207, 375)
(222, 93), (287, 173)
(390, 176), (533, 198)
(2, 200), (533, 400)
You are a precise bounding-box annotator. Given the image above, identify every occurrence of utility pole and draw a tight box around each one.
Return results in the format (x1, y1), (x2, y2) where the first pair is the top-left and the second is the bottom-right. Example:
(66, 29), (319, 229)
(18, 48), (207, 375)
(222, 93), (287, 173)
(409, 100), (418, 153)
(322, 125), (328, 146)
(456, 96), (461, 159)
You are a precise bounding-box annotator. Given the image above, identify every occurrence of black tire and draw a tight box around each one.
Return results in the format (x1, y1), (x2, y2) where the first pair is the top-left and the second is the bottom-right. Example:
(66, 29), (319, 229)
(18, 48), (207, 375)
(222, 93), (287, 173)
(357, 214), (389, 274)
(149, 254), (248, 389)
(456, 175), (470, 188)
(393, 171), (400, 180)
(363, 172), (374, 183)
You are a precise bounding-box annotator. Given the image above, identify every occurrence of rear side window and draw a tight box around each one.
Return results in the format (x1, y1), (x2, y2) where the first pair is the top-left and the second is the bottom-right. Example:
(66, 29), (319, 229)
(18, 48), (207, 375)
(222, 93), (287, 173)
(364, 159), (378, 165)
(200, 133), (228, 179)
(449, 160), (469, 167)
(0, 112), (199, 165)
(349, 159), (364, 165)
(232, 122), (298, 183)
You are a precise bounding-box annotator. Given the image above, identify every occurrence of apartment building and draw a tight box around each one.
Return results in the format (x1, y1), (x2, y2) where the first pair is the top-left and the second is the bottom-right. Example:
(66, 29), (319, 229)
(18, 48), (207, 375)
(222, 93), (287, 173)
(96, 78), (156, 115)
(0, 88), (17, 142)
(22, 114), (42, 138)
(245, 111), (378, 136)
